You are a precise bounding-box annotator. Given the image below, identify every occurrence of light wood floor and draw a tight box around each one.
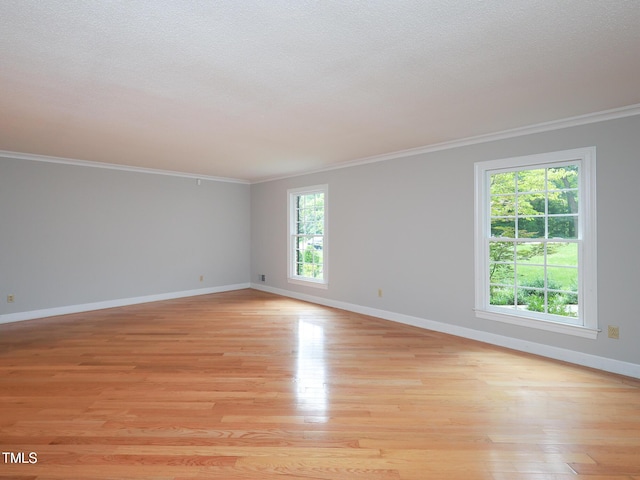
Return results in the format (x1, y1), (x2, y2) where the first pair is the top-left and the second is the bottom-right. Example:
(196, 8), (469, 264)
(1, 289), (639, 480)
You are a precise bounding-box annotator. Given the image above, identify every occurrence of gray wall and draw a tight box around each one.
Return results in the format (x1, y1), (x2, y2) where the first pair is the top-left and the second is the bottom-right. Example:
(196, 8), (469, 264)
(251, 115), (640, 366)
(0, 157), (250, 315)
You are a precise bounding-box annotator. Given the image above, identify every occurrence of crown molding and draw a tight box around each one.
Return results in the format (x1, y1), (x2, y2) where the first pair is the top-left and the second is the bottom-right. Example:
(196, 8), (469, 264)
(2, 104), (639, 185)
(252, 103), (640, 184)
(0, 150), (250, 185)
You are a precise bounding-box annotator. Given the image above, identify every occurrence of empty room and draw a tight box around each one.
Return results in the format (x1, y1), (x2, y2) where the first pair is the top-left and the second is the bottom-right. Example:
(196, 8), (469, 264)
(1, 1), (640, 479)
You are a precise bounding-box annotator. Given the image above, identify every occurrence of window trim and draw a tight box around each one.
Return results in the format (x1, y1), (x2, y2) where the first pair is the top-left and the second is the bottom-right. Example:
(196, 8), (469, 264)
(287, 184), (328, 289)
(474, 147), (598, 339)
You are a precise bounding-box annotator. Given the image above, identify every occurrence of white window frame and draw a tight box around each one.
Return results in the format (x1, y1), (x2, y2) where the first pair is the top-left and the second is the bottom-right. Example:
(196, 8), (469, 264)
(474, 147), (598, 339)
(287, 184), (328, 289)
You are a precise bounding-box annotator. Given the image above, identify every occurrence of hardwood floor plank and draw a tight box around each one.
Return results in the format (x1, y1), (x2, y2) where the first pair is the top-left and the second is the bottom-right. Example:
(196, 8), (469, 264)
(1, 289), (639, 479)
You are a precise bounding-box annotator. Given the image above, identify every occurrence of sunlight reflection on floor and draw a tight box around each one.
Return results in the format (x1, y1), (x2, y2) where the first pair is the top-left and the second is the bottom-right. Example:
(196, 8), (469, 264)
(296, 319), (327, 415)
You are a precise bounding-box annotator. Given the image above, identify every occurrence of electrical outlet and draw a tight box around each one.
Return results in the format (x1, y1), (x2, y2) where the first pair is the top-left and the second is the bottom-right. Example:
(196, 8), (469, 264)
(7, 294), (14, 303)
(608, 325), (620, 339)
(199, 275), (204, 282)
(260, 274), (266, 282)
(378, 289), (383, 297)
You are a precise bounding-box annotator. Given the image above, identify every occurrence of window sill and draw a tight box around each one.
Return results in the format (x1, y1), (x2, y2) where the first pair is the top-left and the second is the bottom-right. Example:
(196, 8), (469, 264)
(475, 308), (599, 339)
(288, 277), (328, 290)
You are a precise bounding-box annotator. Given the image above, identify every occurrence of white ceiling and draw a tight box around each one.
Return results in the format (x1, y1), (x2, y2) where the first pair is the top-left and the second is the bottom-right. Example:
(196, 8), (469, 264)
(1, 1), (639, 182)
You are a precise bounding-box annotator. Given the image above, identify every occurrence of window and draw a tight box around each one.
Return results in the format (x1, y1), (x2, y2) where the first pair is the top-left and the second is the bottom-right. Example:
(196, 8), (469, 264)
(288, 185), (328, 288)
(474, 147), (597, 338)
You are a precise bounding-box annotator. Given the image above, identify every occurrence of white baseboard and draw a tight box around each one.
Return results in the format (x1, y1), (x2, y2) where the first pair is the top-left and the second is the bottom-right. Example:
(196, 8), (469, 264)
(0, 283), (250, 325)
(251, 283), (640, 379)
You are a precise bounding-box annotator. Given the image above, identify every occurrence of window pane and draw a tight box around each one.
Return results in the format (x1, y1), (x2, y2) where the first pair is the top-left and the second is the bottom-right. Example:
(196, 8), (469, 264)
(548, 190), (579, 214)
(518, 169), (545, 192)
(490, 286), (515, 306)
(548, 216), (578, 239)
(547, 266), (578, 292)
(548, 165), (578, 189)
(517, 193), (545, 216)
(516, 242), (544, 264)
(489, 241), (514, 263)
(490, 263), (514, 286)
(491, 218), (515, 238)
(517, 287), (544, 310)
(516, 265), (545, 289)
(547, 242), (577, 267)
(308, 237), (318, 251)
(517, 217), (544, 238)
(548, 291), (578, 318)
(491, 195), (515, 217)
(490, 172), (516, 194)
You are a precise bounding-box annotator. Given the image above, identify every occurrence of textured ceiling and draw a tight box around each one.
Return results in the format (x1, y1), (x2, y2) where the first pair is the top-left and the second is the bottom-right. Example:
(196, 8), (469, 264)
(1, 1), (639, 182)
